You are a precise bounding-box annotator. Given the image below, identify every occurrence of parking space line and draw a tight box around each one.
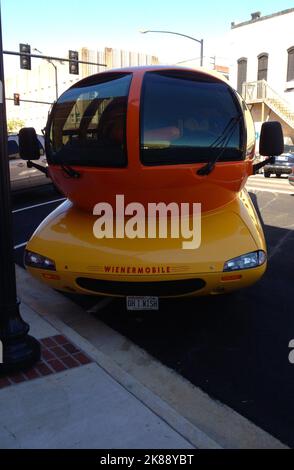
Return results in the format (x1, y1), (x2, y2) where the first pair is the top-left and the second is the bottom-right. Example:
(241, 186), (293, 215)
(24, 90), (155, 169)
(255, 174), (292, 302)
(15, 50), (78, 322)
(87, 297), (114, 314)
(246, 186), (293, 195)
(14, 241), (28, 249)
(269, 229), (294, 260)
(12, 198), (66, 214)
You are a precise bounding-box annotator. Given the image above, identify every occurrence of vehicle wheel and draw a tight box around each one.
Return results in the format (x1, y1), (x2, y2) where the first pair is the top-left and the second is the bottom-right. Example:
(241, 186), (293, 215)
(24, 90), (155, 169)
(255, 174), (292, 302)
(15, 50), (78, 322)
(276, 174), (281, 178)
(264, 172), (270, 178)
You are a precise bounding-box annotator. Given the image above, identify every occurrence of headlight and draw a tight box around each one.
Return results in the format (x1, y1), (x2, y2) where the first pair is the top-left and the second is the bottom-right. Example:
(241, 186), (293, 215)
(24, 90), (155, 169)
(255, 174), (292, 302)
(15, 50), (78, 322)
(24, 250), (56, 271)
(223, 250), (266, 272)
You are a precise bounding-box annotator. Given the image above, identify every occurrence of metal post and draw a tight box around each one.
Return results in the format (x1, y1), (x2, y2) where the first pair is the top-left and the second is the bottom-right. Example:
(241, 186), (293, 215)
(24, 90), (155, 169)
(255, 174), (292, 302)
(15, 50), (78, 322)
(54, 64), (58, 100)
(33, 49), (59, 102)
(0, 7), (40, 374)
(200, 39), (204, 67)
(49, 60), (58, 101)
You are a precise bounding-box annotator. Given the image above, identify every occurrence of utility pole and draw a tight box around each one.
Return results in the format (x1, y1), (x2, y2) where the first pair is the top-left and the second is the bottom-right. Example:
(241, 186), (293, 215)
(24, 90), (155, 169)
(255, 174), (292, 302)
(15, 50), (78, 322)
(0, 6), (40, 374)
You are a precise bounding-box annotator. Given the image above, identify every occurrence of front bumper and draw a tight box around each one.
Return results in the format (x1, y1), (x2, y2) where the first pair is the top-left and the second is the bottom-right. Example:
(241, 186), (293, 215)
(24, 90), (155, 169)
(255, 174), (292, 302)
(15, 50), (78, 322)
(26, 264), (267, 297)
(264, 165), (293, 174)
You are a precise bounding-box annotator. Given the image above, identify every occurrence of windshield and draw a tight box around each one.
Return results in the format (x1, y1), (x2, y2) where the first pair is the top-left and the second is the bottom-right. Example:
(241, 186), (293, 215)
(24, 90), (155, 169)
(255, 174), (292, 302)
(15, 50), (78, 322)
(140, 72), (244, 166)
(47, 73), (132, 167)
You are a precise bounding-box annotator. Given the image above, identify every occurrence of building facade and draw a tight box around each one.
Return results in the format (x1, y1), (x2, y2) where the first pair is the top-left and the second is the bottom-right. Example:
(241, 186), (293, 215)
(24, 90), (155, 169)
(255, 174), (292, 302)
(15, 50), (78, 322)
(228, 8), (294, 143)
(5, 47), (159, 133)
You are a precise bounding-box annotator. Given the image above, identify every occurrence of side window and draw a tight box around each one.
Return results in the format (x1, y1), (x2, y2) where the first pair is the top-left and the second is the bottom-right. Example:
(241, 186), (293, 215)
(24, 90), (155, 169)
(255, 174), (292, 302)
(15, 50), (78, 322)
(287, 47), (294, 82)
(8, 140), (20, 159)
(237, 58), (247, 95)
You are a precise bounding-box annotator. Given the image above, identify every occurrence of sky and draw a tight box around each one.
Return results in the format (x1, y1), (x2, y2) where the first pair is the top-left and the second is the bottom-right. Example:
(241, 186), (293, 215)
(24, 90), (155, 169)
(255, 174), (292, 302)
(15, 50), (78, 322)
(1, 0), (294, 66)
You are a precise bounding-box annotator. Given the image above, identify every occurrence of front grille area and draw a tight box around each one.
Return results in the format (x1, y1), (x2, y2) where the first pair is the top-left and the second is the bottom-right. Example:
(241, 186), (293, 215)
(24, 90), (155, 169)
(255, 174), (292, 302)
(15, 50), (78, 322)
(76, 277), (206, 296)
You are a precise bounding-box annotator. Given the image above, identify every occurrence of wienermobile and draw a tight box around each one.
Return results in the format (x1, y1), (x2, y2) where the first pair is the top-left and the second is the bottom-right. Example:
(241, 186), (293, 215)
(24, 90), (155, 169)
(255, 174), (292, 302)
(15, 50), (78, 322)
(19, 66), (283, 310)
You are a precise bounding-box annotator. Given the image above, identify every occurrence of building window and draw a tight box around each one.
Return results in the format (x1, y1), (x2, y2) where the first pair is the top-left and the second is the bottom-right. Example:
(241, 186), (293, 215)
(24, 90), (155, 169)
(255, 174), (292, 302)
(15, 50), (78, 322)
(257, 53), (268, 81)
(287, 47), (294, 82)
(237, 58), (247, 94)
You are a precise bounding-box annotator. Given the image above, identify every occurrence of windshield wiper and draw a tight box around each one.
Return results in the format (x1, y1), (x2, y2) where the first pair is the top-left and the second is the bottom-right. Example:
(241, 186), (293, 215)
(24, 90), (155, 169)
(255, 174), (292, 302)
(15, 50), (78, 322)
(47, 136), (81, 178)
(60, 164), (81, 179)
(197, 116), (241, 176)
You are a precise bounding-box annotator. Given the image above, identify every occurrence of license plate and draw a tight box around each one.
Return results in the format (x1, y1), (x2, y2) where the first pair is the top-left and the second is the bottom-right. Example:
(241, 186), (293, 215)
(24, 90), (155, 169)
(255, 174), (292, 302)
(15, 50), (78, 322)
(276, 156), (287, 161)
(126, 296), (159, 311)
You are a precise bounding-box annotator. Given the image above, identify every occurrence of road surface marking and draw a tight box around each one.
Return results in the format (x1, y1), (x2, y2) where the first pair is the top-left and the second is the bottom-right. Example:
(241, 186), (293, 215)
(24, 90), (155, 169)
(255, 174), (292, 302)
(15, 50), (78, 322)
(14, 241), (28, 249)
(246, 186), (293, 195)
(87, 297), (114, 314)
(12, 197), (66, 214)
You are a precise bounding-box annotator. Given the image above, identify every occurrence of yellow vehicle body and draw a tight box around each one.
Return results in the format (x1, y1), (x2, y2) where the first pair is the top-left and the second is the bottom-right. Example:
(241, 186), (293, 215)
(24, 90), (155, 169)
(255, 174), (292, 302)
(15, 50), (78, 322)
(25, 188), (267, 298)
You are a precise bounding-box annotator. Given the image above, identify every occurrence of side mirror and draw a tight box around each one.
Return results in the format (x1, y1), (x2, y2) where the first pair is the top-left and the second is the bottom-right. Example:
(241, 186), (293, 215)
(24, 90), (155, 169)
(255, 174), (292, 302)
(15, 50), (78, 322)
(259, 121), (284, 156)
(19, 127), (40, 160)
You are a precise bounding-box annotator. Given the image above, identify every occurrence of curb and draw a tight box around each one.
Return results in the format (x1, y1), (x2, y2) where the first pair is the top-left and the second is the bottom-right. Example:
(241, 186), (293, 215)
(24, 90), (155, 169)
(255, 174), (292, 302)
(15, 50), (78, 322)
(16, 265), (287, 449)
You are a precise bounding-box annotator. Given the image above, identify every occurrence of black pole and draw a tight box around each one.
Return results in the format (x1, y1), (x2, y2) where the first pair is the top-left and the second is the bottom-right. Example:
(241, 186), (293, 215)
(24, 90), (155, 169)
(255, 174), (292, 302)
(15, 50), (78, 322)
(0, 7), (40, 374)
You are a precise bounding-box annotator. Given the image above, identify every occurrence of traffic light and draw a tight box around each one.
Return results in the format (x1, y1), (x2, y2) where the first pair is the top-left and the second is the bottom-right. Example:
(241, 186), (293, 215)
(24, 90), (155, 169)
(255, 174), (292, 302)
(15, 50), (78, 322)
(13, 93), (20, 106)
(19, 43), (31, 70)
(69, 50), (79, 75)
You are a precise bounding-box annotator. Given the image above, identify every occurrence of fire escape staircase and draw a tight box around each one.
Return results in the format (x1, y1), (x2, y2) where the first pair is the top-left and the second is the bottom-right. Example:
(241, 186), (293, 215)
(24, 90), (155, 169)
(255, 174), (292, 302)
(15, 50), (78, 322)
(242, 80), (294, 130)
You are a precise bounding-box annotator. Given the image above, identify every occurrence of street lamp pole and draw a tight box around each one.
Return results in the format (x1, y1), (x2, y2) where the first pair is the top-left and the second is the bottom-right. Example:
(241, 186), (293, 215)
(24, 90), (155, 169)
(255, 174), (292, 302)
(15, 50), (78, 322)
(48, 60), (58, 101)
(140, 29), (204, 66)
(0, 7), (40, 374)
(33, 48), (58, 101)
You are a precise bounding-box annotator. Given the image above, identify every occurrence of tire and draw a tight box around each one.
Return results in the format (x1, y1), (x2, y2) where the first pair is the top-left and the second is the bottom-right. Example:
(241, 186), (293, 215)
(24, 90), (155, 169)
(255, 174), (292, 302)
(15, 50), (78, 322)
(276, 174), (281, 178)
(264, 172), (270, 178)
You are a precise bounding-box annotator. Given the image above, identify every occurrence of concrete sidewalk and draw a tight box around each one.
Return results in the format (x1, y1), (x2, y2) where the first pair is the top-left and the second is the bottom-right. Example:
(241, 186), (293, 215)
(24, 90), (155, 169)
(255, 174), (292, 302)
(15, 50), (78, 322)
(0, 266), (287, 449)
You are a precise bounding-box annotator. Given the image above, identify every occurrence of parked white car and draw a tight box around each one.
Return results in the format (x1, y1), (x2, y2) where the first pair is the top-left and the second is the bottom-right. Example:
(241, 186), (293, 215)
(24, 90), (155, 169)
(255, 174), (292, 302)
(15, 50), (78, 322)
(8, 133), (50, 190)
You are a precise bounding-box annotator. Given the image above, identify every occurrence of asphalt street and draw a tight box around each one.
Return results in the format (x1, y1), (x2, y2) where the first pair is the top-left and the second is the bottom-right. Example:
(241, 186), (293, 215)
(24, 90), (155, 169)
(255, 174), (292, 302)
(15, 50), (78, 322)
(12, 175), (294, 447)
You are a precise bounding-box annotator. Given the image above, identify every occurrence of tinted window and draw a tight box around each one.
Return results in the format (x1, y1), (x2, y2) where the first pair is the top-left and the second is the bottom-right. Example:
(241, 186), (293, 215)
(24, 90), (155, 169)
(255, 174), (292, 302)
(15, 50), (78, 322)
(140, 72), (243, 166)
(48, 73), (132, 167)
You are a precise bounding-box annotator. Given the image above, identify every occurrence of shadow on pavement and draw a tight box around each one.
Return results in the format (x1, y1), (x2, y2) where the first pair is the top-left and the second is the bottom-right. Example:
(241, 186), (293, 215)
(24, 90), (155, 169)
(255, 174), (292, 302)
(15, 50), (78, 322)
(96, 221), (294, 447)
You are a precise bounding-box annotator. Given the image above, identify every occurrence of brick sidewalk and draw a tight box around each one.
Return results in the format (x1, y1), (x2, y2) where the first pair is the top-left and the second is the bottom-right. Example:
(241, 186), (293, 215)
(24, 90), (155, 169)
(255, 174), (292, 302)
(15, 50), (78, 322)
(0, 335), (92, 389)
